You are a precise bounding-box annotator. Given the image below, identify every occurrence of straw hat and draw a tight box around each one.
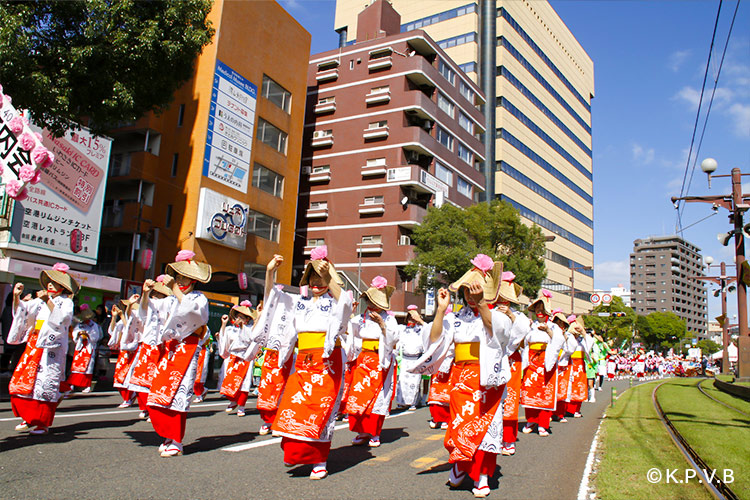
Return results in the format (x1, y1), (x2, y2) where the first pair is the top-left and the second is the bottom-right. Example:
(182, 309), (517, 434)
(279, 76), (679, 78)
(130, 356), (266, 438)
(497, 271), (523, 305)
(120, 295), (140, 311)
(361, 276), (395, 310)
(448, 254), (503, 303)
(552, 309), (569, 328)
(230, 300), (258, 322)
(40, 262), (79, 295)
(77, 303), (95, 321)
(152, 275), (173, 296)
(299, 245), (344, 287)
(528, 289), (554, 316)
(166, 250), (212, 284)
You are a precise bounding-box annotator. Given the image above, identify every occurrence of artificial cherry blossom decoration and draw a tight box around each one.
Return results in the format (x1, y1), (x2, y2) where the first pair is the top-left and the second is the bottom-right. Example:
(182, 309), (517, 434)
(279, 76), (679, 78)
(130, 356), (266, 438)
(541, 289), (553, 298)
(471, 254), (494, 273)
(371, 276), (388, 289)
(4, 180), (27, 201)
(240, 300), (253, 308)
(310, 245), (327, 261)
(53, 262), (70, 273)
(175, 250), (196, 262)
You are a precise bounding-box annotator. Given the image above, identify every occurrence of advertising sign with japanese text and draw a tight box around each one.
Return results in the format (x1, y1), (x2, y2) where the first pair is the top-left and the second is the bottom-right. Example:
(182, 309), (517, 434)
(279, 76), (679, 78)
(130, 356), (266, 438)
(202, 59), (256, 194)
(195, 187), (249, 250)
(4, 125), (111, 265)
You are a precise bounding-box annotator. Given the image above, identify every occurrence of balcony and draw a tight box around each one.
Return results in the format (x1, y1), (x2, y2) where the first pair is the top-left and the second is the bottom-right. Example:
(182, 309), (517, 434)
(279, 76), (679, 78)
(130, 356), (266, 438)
(397, 204), (428, 229)
(308, 171), (331, 183)
(306, 207), (329, 219)
(316, 61), (339, 82)
(386, 165), (449, 196)
(363, 126), (389, 141)
(314, 101), (336, 114)
(361, 161), (387, 177)
(368, 56), (393, 71)
(365, 90), (391, 105)
(311, 134), (334, 148)
(357, 242), (384, 254)
(358, 202), (385, 215)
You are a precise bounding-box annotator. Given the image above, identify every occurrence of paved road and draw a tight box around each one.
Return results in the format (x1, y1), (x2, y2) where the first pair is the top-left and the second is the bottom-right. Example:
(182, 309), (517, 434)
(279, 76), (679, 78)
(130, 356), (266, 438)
(0, 380), (634, 499)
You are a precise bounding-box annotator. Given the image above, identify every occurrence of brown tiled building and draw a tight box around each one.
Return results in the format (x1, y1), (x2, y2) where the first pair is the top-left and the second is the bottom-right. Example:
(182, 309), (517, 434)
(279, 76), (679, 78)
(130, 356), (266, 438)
(294, 0), (486, 313)
(96, 0), (311, 301)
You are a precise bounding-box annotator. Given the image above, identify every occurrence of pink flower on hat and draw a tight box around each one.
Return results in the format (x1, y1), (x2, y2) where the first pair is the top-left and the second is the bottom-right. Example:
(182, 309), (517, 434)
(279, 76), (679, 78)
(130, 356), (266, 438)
(471, 254), (493, 273)
(9, 116), (24, 134)
(175, 250), (195, 262)
(501, 271), (515, 282)
(240, 300), (253, 308)
(53, 262), (70, 273)
(552, 309), (563, 315)
(567, 314), (577, 323)
(407, 305), (418, 311)
(5, 180), (27, 201)
(19, 132), (35, 151)
(80, 304), (90, 311)
(156, 275), (166, 283)
(542, 289), (552, 298)
(310, 245), (327, 261)
(371, 276), (387, 289)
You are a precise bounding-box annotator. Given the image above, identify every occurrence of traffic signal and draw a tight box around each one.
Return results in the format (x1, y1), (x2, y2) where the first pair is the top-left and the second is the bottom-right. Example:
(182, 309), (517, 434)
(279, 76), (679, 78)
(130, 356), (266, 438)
(612, 312), (626, 317)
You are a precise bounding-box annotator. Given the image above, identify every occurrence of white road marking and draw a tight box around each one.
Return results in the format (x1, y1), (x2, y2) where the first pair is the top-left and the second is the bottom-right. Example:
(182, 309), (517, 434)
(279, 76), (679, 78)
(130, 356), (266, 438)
(0, 402), (230, 422)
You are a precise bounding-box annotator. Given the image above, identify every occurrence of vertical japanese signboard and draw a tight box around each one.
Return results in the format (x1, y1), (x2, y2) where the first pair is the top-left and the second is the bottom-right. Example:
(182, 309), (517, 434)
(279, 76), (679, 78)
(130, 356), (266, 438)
(4, 125), (111, 265)
(202, 60), (256, 194)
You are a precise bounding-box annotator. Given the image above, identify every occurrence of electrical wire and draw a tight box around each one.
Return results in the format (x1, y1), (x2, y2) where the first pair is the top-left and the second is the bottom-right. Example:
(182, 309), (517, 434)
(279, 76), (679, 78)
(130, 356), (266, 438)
(675, 0), (723, 233)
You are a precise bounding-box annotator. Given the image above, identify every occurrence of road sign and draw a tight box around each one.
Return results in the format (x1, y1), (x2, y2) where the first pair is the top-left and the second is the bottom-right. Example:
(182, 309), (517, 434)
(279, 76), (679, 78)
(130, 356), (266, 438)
(602, 293), (612, 305)
(590, 293), (601, 305)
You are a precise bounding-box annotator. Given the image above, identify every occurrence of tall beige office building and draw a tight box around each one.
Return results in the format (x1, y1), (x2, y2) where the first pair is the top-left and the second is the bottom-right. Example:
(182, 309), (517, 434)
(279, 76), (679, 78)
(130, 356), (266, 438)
(335, 0), (595, 313)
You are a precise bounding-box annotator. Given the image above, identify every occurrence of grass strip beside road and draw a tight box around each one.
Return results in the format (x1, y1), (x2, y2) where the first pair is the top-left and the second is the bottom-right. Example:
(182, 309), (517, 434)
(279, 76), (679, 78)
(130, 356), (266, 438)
(701, 379), (750, 415)
(593, 381), (711, 500)
(657, 378), (750, 496)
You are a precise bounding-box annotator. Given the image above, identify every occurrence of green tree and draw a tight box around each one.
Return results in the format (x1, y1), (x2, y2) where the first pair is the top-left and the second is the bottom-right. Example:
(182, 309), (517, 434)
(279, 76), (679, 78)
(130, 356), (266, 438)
(636, 311), (687, 350)
(581, 296), (634, 347)
(404, 200), (547, 297)
(0, 0), (215, 136)
(695, 339), (721, 355)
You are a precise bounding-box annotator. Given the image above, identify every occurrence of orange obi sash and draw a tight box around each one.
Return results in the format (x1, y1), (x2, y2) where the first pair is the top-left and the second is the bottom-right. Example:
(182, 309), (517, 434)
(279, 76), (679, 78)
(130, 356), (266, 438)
(272, 345), (343, 441)
(503, 350), (523, 420)
(9, 331), (43, 396)
(361, 339), (379, 351)
(455, 342), (479, 363)
(568, 357), (588, 402)
(220, 355), (251, 399)
(257, 349), (293, 412)
(428, 370), (452, 405)
(444, 362), (503, 463)
(128, 344), (162, 388)
(344, 350), (385, 416)
(70, 338), (94, 374)
(114, 349), (136, 385)
(147, 333), (201, 408)
(520, 347), (557, 410)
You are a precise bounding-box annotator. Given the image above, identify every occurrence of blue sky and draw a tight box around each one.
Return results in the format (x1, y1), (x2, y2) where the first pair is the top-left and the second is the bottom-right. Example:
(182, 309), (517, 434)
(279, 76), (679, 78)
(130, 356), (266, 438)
(279, 0), (750, 321)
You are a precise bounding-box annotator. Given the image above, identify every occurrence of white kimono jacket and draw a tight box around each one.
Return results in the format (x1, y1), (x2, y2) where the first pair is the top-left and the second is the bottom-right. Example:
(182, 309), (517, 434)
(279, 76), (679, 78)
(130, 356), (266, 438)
(150, 291), (209, 412)
(71, 321), (102, 375)
(219, 323), (262, 392)
(8, 296), (74, 402)
(396, 323), (425, 407)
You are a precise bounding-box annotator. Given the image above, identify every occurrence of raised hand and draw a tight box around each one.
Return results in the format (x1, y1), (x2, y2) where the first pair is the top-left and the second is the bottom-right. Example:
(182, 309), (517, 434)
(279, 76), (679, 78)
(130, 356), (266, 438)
(436, 288), (450, 312)
(467, 281), (484, 305)
(13, 282), (24, 298)
(267, 254), (284, 271)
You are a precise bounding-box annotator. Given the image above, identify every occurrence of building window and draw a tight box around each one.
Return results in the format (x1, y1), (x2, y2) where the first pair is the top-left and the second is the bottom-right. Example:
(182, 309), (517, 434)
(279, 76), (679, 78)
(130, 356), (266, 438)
(247, 209), (280, 241)
(458, 111), (474, 134)
(310, 201), (328, 210)
(171, 153), (178, 177)
(368, 120), (388, 129)
(370, 85), (390, 94)
(436, 126), (454, 151)
(459, 81), (474, 104)
(257, 118), (287, 154)
(165, 204), (173, 229)
(437, 31), (477, 50)
(252, 163), (284, 198)
(363, 195), (384, 205)
(457, 176), (472, 197)
(437, 92), (455, 117)
(439, 60), (455, 85)
(307, 238), (325, 247)
(312, 165), (330, 174)
(261, 75), (292, 113)
(177, 104), (185, 127)
(362, 235), (382, 243)
(458, 142), (472, 164)
(435, 161), (453, 186)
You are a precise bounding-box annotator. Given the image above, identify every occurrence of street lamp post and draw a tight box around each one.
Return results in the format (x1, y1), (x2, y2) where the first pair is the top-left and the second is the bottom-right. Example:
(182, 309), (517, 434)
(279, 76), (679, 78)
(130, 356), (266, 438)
(672, 162), (750, 379)
(692, 256), (734, 374)
(570, 264), (593, 314)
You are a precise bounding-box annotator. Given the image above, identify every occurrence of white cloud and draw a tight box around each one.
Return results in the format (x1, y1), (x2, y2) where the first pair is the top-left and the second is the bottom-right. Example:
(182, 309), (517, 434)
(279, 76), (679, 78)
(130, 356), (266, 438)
(668, 50), (691, 72)
(632, 143), (655, 164)
(673, 86), (734, 110)
(594, 260), (630, 289)
(728, 103), (750, 138)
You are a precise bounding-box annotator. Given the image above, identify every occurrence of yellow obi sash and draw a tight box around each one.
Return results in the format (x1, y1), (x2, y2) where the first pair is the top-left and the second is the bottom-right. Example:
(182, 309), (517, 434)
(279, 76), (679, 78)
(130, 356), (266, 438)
(298, 331), (326, 350)
(455, 342), (480, 363)
(571, 351), (584, 359)
(35, 319), (45, 331)
(529, 342), (547, 351)
(362, 339), (379, 351)
(297, 332), (342, 351)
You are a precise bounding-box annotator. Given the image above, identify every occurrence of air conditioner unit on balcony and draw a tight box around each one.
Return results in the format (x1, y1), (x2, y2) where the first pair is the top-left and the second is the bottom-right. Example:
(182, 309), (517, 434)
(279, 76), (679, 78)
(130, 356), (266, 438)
(302, 166), (312, 174)
(405, 150), (420, 163)
(313, 131), (328, 139)
(399, 235), (411, 246)
(423, 120), (434, 131)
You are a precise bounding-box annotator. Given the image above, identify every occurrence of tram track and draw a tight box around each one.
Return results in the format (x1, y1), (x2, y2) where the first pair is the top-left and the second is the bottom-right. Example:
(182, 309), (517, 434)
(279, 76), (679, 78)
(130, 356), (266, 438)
(697, 378), (750, 418)
(651, 380), (740, 500)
